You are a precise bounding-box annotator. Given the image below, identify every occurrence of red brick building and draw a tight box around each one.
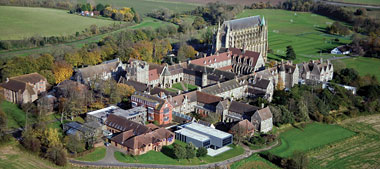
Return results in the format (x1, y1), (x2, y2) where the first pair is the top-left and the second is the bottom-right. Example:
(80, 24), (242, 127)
(131, 91), (173, 125)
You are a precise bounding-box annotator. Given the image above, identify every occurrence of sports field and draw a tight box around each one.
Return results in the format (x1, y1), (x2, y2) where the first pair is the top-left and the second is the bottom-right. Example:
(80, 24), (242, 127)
(308, 114), (380, 169)
(268, 123), (355, 157)
(237, 9), (351, 63)
(0, 6), (117, 40)
(334, 57), (380, 81)
(76, 0), (199, 16)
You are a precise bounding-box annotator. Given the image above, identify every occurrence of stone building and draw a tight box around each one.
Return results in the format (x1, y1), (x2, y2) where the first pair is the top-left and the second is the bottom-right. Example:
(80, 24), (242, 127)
(299, 59), (333, 82)
(0, 73), (47, 104)
(256, 61), (299, 90)
(74, 58), (125, 85)
(251, 107), (273, 133)
(213, 16), (268, 61)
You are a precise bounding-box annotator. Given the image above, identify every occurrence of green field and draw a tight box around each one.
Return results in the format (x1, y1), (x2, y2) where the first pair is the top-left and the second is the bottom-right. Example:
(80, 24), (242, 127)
(0, 6), (117, 40)
(1, 101), (29, 129)
(230, 154), (279, 169)
(130, 17), (177, 29)
(268, 123), (355, 157)
(334, 57), (380, 81)
(237, 9), (351, 63)
(75, 147), (106, 162)
(77, 0), (199, 16)
(115, 143), (244, 165)
(308, 115), (380, 169)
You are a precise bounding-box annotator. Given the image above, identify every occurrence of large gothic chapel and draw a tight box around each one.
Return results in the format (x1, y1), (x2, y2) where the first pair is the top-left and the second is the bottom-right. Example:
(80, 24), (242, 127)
(213, 16), (268, 62)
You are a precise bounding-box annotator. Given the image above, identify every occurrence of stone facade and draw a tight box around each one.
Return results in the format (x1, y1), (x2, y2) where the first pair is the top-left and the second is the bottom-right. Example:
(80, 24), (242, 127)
(214, 16), (268, 62)
(251, 107), (273, 133)
(299, 59), (333, 82)
(0, 73), (47, 104)
(256, 61), (299, 90)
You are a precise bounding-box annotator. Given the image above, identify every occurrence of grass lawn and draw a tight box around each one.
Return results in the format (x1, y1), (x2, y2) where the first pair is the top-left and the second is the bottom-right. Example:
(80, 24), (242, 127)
(334, 57), (380, 81)
(75, 147), (106, 162)
(0, 101), (30, 129)
(172, 82), (198, 91)
(308, 114), (380, 169)
(0, 6), (117, 40)
(115, 143), (244, 165)
(0, 141), (62, 169)
(230, 154), (280, 169)
(237, 9), (351, 63)
(76, 0), (199, 16)
(268, 123), (355, 157)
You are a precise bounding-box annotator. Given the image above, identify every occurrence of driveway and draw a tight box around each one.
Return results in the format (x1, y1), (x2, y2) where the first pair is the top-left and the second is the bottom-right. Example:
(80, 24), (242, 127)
(70, 141), (279, 168)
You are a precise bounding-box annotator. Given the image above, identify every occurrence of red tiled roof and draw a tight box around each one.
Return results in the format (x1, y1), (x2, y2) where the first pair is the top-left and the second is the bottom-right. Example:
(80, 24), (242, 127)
(218, 65), (233, 71)
(149, 69), (159, 81)
(191, 52), (231, 66)
(196, 91), (223, 104)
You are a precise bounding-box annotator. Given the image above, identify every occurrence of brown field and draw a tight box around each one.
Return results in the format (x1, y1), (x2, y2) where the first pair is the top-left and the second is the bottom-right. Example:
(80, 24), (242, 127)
(165, 0), (284, 5)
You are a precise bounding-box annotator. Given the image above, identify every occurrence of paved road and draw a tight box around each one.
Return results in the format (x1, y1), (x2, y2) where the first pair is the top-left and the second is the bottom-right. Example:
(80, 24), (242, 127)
(70, 141), (279, 168)
(316, 0), (380, 9)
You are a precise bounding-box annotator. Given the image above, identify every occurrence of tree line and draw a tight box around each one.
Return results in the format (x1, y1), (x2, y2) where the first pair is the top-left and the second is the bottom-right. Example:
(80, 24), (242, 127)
(0, 24), (126, 51)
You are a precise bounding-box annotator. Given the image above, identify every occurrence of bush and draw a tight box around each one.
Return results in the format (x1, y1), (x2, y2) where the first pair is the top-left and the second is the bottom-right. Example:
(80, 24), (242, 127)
(196, 147), (208, 157)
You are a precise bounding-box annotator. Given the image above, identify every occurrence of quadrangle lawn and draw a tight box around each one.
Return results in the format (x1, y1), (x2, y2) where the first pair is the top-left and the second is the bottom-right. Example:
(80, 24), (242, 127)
(268, 123), (355, 157)
(0, 6), (117, 40)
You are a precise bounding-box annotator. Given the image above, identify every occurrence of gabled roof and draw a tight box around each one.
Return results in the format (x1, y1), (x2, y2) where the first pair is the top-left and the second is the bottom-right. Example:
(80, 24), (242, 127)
(132, 91), (167, 110)
(149, 69), (159, 81)
(223, 16), (262, 30)
(168, 91), (197, 107)
(10, 72), (46, 84)
(228, 101), (259, 116)
(255, 107), (272, 121)
(251, 78), (270, 89)
(76, 61), (120, 79)
(150, 87), (178, 97)
(196, 91), (223, 104)
(118, 78), (148, 92)
(105, 114), (151, 135)
(191, 52), (231, 66)
(230, 119), (255, 133)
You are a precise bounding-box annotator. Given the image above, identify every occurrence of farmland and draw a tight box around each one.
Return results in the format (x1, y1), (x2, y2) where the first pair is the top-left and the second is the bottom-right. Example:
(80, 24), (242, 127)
(0, 6), (117, 40)
(237, 9), (351, 63)
(308, 114), (380, 169)
(76, 0), (199, 15)
(332, 0), (380, 5)
(268, 123), (355, 157)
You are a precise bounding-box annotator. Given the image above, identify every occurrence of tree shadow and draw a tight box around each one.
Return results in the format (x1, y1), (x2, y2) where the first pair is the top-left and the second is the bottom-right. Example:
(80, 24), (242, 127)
(161, 146), (176, 159)
(315, 26), (330, 34)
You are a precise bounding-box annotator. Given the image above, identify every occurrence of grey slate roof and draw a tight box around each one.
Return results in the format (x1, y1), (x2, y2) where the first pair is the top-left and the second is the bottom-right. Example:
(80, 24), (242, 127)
(224, 16), (262, 30)
(229, 101), (259, 116)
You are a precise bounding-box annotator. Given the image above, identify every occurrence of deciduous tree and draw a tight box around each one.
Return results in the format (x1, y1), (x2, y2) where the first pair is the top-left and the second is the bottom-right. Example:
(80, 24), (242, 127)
(52, 61), (73, 84)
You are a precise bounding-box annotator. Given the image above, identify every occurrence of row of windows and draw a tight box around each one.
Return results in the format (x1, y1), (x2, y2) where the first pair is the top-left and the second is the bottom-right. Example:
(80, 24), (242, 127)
(222, 136), (232, 146)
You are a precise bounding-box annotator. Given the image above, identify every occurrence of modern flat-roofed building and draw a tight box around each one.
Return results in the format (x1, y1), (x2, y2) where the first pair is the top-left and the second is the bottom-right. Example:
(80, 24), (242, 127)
(86, 105), (147, 124)
(175, 122), (232, 149)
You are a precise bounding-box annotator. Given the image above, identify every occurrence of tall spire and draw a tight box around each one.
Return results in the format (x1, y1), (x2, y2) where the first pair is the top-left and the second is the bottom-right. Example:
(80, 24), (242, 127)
(261, 16), (266, 26)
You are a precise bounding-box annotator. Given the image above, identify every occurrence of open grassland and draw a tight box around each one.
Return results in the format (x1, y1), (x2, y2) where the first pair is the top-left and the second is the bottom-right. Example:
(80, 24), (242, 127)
(130, 17), (177, 29)
(1, 101), (29, 129)
(76, 0), (199, 16)
(172, 82), (198, 91)
(115, 143), (244, 165)
(75, 147), (106, 162)
(165, 0), (284, 5)
(268, 123), (355, 157)
(333, 57), (380, 81)
(308, 114), (380, 169)
(0, 142), (61, 169)
(237, 9), (351, 63)
(0, 6), (116, 40)
(332, 0), (380, 5)
(230, 154), (280, 169)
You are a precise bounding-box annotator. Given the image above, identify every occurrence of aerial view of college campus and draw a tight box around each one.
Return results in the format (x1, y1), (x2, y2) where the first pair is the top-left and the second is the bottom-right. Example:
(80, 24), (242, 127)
(0, 0), (380, 168)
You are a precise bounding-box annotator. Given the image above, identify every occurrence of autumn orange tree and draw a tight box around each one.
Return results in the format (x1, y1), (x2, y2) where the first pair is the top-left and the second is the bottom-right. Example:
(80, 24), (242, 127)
(52, 61), (73, 84)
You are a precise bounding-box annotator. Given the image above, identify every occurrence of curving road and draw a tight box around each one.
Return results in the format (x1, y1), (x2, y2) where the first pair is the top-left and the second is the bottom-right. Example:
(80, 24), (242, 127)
(70, 141), (278, 169)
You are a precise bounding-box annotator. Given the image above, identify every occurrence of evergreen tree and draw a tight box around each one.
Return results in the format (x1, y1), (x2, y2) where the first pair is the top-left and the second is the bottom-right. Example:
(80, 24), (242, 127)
(286, 45), (296, 60)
